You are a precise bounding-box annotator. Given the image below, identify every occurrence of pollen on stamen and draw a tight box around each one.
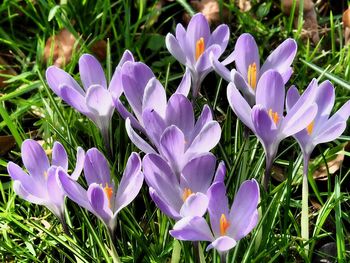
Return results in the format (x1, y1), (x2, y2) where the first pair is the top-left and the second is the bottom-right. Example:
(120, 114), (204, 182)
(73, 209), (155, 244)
(195, 37), (205, 61)
(182, 188), (193, 202)
(268, 109), (280, 125)
(306, 121), (314, 135)
(220, 214), (230, 236)
(247, 63), (257, 90)
(103, 183), (113, 208)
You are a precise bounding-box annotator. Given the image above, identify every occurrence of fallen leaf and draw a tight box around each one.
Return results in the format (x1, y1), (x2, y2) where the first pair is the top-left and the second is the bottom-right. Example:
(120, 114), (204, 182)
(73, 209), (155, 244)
(313, 152), (345, 181)
(0, 135), (16, 156)
(44, 28), (79, 68)
(343, 7), (350, 44)
(271, 165), (287, 182)
(0, 56), (17, 89)
(186, 0), (229, 26)
(237, 0), (251, 12)
(91, 40), (107, 61)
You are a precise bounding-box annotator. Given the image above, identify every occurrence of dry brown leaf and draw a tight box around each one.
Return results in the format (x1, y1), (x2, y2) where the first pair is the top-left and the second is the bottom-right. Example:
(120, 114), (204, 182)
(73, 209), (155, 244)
(281, 0), (320, 44)
(186, 0), (229, 26)
(271, 165), (287, 182)
(0, 56), (17, 89)
(342, 7), (350, 44)
(310, 198), (322, 210)
(313, 152), (345, 181)
(44, 29), (79, 68)
(237, 0), (251, 12)
(91, 40), (107, 61)
(0, 135), (16, 156)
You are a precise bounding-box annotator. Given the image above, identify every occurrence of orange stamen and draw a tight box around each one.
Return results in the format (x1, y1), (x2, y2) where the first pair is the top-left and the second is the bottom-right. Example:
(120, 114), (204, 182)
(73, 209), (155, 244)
(103, 183), (113, 208)
(268, 109), (280, 125)
(220, 214), (230, 236)
(182, 188), (193, 202)
(247, 63), (257, 90)
(195, 37), (205, 61)
(306, 120), (314, 135)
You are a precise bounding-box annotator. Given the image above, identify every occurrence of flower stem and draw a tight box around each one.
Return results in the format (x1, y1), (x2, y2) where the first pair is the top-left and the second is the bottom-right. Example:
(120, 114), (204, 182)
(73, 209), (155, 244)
(263, 156), (273, 191)
(192, 241), (200, 263)
(59, 215), (71, 237)
(108, 228), (121, 263)
(220, 252), (227, 263)
(301, 153), (310, 255)
(101, 126), (112, 158)
(191, 76), (201, 103)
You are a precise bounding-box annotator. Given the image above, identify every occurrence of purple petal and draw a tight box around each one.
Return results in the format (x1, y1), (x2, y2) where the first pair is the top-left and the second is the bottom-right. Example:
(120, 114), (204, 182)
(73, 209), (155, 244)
(87, 183), (113, 225)
(208, 24), (229, 53)
(191, 105), (213, 141)
(142, 108), (166, 147)
(313, 80), (335, 124)
(46, 167), (65, 207)
(115, 100), (145, 132)
(79, 54), (107, 90)
(285, 85), (300, 112)
(234, 33), (260, 80)
(207, 182), (229, 237)
(175, 68), (191, 96)
(180, 153), (216, 193)
(170, 216), (213, 241)
(85, 84), (114, 118)
(256, 70), (285, 116)
(259, 38), (297, 82)
(327, 100), (350, 123)
(52, 142), (68, 171)
(84, 148), (111, 186)
(314, 122), (347, 145)
(187, 13), (210, 61)
(187, 121), (221, 154)
(232, 70), (255, 106)
(180, 193), (209, 217)
(46, 66), (84, 96)
(21, 139), (50, 182)
(166, 94), (194, 137)
(125, 118), (156, 154)
(176, 23), (193, 66)
(227, 83), (254, 131)
(213, 161), (226, 184)
(117, 49), (134, 68)
(206, 236), (237, 252)
(211, 56), (231, 82)
(109, 67), (123, 100)
(196, 45), (221, 73)
(59, 85), (91, 117)
(70, 147), (85, 180)
(142, 78), (167, 118)
(13, 181), (46, 205)
(149, 188), (181, 220)
(166, 33), (187, 65)
(228, 179), (260, 241)
(280, 68), (293, 84)
(115, 153), (144, 213)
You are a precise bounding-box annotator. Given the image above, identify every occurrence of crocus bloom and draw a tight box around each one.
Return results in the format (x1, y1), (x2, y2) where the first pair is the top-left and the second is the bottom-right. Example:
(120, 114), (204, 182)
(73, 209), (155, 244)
(7, 139), (85, 221)
(142, 152), (225, 220)
(286, 79), (350, 245)
(212, 33), (297, 106)
(227, 70), (317, 190)
(46, 50), (134, 148)
(166, 13), (231, 98)
(170, 179), (260, 253)
(58, 148), (143, 233)
(116, 61), (221, 174)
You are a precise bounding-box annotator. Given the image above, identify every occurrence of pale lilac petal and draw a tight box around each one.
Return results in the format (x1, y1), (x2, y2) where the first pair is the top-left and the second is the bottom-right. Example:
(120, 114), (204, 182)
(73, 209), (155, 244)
(280, 68), (293, 84)
(206, 236), (237, 252)
(314, 80), (335, 124)
(125, 118), (156, 154)
(115, 100), (145, 132)
(21, 139), (50, 181)
(117, 49), (134, 68)
(227, 83), (254, 131)
(191, 105), (213, 141)
(46, 66), (84, 96)
(207, 182), (229, 237)
(166, 94), (194, 137)
(13, 181), (46, 205)
(213, 161), (226, 183)
(187, 121), (221, 154)
(228, 179), (260, 241)
(259, 38), (297, 80)
(149, 188), (181, 220)
(70, 147), (85, 180)
(196, 45), (221, 73)
(59, 85), (91, 117)
(234, 33), (260, 79)
(285, 85), (300, 112)
(175, 68), (191, 96)
(109, 67), (123, 100)
(327, 100), (350, 124)
(170, 216), (213, 241)
(115, 153), (144, 213)
(142, 78), (167, 118)
(166, 33), (187, 65)
(87, 183), (113, 224)
(232, 70), (256, 106)
(180, 193), (209, 217)
(314, 122), (347, 145)
(85, 84), (114, 118)
(187, 13), (210, 60)
(52, 142), (68, 171)
(256, 70), (285, 116)
(180, 153), (216, 193)
(46, 167), (64, 207)
(84, 148), (111, 186)
(211, 56), (231, 82)
(79, 54), (107, 90)
(208, 24), (229, 53)
(176, 24), (193, 66)
(142, 109), (166, 147)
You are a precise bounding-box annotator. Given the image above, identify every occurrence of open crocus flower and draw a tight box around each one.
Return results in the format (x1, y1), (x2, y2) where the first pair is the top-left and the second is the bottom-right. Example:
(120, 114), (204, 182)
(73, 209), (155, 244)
(46, 50), (134, 149)
(286, 79), (350, 246)
(166, 13), (231, 98)
(227, 70), (318, 190)
(212, 33), (297, 106)
(170, 180), (260, 253)
(142, 152), (225, 220)
(117, 61), (221, 174)
(7, 139), (85, 222)
(58, 148), (143, 234)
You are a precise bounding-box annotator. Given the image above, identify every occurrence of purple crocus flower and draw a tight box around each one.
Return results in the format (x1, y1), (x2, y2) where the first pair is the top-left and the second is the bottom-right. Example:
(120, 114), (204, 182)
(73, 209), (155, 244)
(142, 152), (225, 220)
(170, 179), (260, 253)
(46, 50), (134, 149)
(286, 79), (350, 245)
(58, 148), (143, 233)
(7, 139), (85, 222)
(116, 61), (221, 174)
(166, 13), (231, 98)
(227, 70), (318, 190)
(212, 33), (297, 106)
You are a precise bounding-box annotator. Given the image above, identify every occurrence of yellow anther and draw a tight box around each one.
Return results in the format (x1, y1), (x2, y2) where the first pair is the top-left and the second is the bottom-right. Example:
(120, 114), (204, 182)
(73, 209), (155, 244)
(220, 214), (230, 236)
(268, 109), (280, 125)
(195, 37), (205, 61)
(44, 171), (48, 178)
(306, 120), (314, 135)
(103, 183), (113, 208)
(182, 188), (193, 202)
(247, 63), (257, 90)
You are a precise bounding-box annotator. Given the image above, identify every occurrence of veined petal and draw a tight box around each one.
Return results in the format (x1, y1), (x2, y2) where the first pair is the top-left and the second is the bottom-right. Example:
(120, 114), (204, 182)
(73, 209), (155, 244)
(314, 122), (347, 145)
(166, 33), (187, 65)
(13, 180), (46, 206)
(313, 80), (335, 125)
(52, 142), (68, 171)
(115, 153), (144, 213)
(87, 183), (113, 225)
(84, 148), (112, 186)
(79, 54), (107, 90)
(191, 105), (213, 141)
(213, 161), (226, 184)
(142, 109), (166, 148)
(187, 121), (221, 154)
(187, 13), (210, 60)
(170, 216), (213, 241)
(211, 56), (231, 82)
(109, 67), (123, 101)
(70, 147), (85, 180)
(117, 49), (134, 68)
(149, 188), (181, 220)
(125, 118), (156, 154)
(196, 45), (221, 73)
(115, 100), (145, 132)
(208, 24), (229, 54)
(46, 167), (65, 207)
(85, 84), (114, 118)
(176, 23), (194, 66)
(142, 78), (167, 118)
(60, 85), (91, 117)
(286, 85), (300, 112)
(232, 70), (255, 106)
(180, 193), (209, 217)
(206, 236), (237, 252)
(175, 68), (191, 97)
